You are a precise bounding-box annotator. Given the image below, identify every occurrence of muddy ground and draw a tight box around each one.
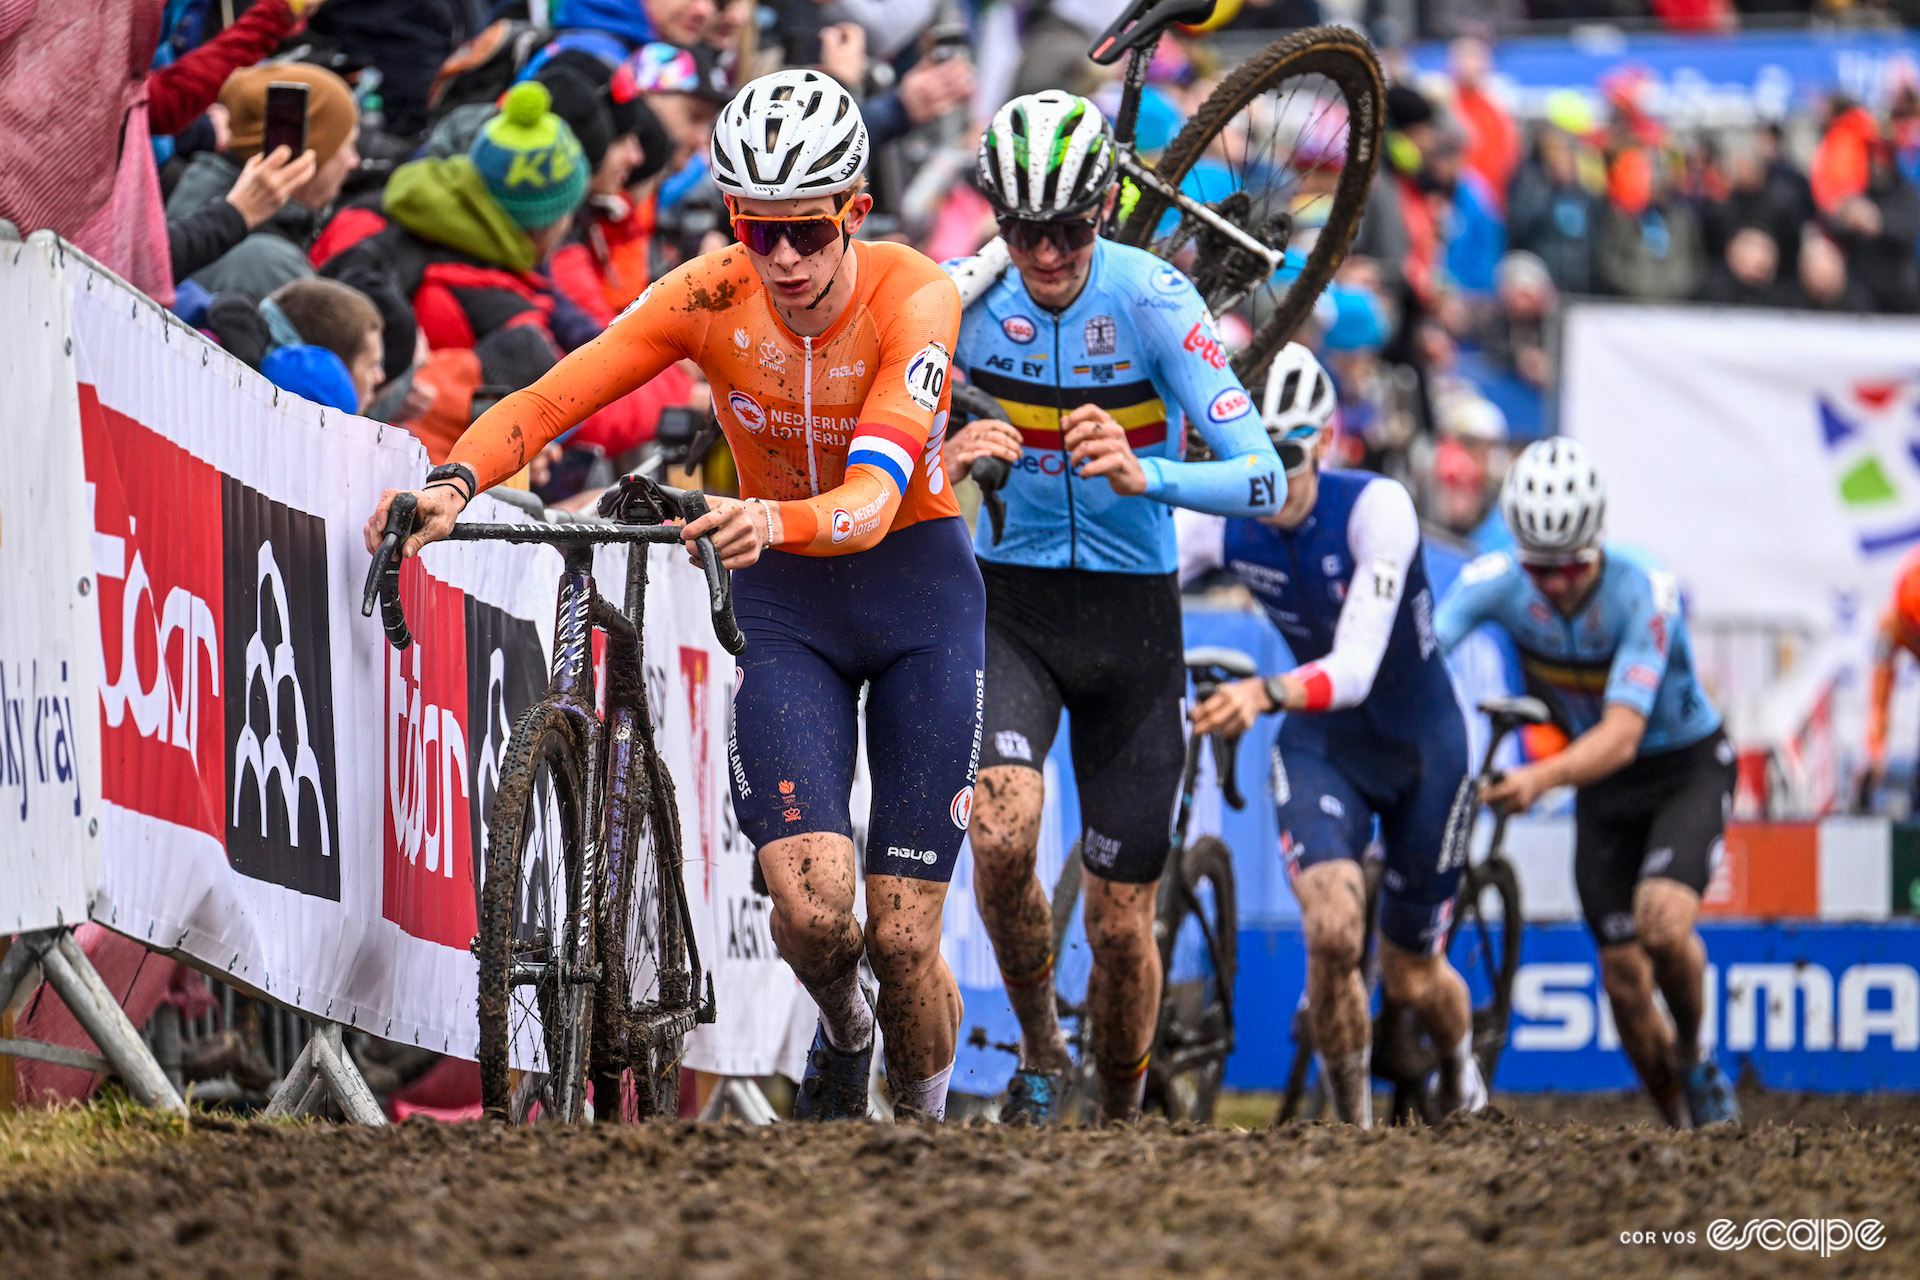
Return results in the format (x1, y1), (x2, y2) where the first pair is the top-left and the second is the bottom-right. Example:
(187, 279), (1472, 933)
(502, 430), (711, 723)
(3, 1094), (1917, 1279)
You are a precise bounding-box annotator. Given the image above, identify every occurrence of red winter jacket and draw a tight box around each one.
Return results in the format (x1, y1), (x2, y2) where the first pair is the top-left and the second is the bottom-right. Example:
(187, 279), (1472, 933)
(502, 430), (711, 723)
(147, 0), (305, 135)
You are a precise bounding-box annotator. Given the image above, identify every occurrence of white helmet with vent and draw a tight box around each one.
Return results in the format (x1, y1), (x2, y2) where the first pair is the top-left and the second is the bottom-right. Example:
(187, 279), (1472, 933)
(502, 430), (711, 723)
(1501, 438), (1607, 556)
(1261, 342), (1337, 442)
(976, 91), (1116, 220)
(710, 69), (869, 201)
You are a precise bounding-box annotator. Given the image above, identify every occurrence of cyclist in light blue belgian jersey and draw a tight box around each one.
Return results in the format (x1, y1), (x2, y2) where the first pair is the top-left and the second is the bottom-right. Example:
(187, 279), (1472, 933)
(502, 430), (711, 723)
(939, 91), (1281, 1125)
(1435, 439), (1740, 1129)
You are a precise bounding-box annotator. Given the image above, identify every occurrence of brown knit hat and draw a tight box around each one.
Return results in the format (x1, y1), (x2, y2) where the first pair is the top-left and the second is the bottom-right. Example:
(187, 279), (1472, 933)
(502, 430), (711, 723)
(221, 64), (359, 163)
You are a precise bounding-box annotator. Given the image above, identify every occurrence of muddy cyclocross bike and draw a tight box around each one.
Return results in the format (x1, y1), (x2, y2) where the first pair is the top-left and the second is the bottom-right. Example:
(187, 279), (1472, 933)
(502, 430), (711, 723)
(1278, 696), (1540, 1124)
(365, 475), (745, 1123)
(949, 0), (1385, 391)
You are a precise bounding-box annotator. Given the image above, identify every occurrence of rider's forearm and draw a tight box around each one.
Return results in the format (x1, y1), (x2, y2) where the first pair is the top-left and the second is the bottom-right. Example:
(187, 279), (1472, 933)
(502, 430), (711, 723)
(771, 458), (903, 555)
(1137, 448), (1282, 517)
(1534, 704), (1647, 791)
(446, 383), (577, 493)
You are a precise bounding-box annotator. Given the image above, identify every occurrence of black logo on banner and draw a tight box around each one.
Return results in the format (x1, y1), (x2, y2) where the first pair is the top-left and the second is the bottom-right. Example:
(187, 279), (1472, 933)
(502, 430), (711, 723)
(464, 596), (546, 893)
(222, 477), (342, 899)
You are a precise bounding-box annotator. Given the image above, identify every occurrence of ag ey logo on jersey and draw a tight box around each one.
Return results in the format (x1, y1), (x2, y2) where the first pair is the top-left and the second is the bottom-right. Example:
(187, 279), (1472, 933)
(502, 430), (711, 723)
(728, 390), (765, 433)
(905, 341), (950, 412)
(1002, 315), (1036, 344)
(1208, 387), (1251, 422)
(1184, 321), (1228, 371)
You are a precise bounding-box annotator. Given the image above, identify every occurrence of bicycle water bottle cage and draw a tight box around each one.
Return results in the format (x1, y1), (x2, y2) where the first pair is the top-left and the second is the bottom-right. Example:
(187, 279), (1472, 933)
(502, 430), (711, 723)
(1089, 0), (1222, 65)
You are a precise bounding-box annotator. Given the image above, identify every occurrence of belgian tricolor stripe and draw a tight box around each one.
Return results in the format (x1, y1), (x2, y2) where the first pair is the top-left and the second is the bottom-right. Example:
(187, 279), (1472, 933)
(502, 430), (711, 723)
(968, 366), (1168, 451)
(1517, 650), (1612, 694)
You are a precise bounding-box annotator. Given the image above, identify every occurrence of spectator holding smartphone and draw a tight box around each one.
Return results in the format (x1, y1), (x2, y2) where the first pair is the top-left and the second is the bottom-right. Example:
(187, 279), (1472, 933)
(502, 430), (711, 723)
(166, 64), (361, 301)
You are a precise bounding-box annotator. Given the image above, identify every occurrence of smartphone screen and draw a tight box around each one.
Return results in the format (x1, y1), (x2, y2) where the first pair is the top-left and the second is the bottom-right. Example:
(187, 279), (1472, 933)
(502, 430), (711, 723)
(262, 82), (310, 160)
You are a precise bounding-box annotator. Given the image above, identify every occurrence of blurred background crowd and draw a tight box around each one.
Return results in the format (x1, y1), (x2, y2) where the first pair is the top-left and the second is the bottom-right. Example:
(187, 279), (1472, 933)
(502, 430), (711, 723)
(7, 0), (1920, 561)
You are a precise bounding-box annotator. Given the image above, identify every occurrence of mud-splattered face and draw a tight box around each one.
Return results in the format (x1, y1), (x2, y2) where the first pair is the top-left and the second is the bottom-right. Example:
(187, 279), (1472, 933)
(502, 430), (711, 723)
(728, 191), (872, 317)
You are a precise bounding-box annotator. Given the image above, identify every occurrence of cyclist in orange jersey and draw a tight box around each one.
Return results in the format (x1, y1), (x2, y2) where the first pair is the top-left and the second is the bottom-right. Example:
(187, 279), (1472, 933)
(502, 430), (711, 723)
(1864, 546), (1920, 807)
(363, 69), (982, 1122)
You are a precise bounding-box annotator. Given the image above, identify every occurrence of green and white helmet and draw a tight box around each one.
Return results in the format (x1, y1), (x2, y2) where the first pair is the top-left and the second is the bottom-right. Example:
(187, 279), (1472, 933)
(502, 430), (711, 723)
(976, 91), (1116, 220)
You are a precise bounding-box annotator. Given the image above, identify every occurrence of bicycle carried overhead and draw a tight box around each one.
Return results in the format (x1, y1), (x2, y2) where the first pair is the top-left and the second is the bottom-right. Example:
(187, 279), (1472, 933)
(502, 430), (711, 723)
(364, 474), (742, 1123)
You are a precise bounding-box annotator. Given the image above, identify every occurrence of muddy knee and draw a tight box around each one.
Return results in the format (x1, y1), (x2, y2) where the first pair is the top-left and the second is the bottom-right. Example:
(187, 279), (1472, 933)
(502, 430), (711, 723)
(1633, 883), (1699, 962)
(864, 909), (943, 991)
(1599, 945), (1656, 1009)
(1379, 946), (1441, 1007)
(968, 766), (1045, 876)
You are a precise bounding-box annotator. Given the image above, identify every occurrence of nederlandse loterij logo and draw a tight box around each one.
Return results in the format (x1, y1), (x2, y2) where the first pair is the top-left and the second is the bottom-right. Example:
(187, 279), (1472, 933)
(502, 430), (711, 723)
(1707, 1219), (1884, 1256)
(1818, 379), (1920, 554)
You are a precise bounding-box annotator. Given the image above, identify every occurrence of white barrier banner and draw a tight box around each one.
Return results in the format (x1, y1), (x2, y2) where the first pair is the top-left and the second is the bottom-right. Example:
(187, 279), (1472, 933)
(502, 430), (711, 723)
(1561, 302), (1920, 629)
(0, 234), (103, 932)
(50, 246), (795, 1071)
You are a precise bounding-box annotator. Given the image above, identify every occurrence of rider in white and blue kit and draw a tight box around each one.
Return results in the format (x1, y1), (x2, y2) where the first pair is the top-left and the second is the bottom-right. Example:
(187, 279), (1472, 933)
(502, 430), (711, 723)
(1436, 438), (1739, 1129)
(941, 91), (1282, 1124)
(1180, 344), (1485, 1127)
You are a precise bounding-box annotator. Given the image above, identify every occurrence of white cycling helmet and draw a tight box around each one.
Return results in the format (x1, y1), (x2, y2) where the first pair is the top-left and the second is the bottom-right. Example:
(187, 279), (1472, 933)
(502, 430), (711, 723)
(1262, 342), (1337, 443)
(710, 69), (869, 201)
(976, 91), (1116, 220)
(1501, 437), (1607, 557)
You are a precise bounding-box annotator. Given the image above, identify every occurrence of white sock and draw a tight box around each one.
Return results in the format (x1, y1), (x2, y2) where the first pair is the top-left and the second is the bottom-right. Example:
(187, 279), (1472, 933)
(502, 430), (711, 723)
(812, 969), (874, 1054)
(1318, 1048), (1373, 1128)
(889, 1060), (953, 1120)
(1447, 1030), (1475, 1083)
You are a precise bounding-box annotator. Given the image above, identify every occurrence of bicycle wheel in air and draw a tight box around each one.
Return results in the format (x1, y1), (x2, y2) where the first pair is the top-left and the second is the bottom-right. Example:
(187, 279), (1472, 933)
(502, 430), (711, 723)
(1149, 836), (1238, 1121)
(477, 703), (594, 1123)
(1112, 25), (1384, 388)
(1446, 854), (1523, 1087)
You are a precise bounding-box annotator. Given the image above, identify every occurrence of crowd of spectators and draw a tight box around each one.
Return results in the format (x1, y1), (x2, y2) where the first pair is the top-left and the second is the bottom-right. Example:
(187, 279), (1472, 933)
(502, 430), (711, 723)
(5, 0), (1920, 546)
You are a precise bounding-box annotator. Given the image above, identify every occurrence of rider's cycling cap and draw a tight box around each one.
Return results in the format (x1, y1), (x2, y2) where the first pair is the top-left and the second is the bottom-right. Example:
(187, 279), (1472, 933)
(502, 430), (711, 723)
(711, 69), (869, 201)
(1502, 437), (1607, 557)
(977, 91), (1116, 221)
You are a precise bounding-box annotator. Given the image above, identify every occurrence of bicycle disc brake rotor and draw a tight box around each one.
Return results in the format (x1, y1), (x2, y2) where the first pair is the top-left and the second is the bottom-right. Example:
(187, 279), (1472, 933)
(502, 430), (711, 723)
(1187, 191), (1292, 314)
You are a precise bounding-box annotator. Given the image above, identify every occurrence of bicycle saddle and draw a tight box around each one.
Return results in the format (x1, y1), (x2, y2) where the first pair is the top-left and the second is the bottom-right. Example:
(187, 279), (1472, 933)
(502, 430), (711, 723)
(1184, 646), (1259, 683)
(1091, 0), (1222, 64)
(1477, 696), (1551, 731)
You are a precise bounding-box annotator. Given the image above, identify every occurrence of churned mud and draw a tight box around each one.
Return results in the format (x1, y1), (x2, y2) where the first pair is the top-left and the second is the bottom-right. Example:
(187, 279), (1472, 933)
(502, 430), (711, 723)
(2, 1094), (1916, 1279)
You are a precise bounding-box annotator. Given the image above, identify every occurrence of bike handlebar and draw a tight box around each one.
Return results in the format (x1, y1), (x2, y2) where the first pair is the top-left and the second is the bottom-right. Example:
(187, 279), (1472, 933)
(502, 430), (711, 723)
(360, 478), (747, 657)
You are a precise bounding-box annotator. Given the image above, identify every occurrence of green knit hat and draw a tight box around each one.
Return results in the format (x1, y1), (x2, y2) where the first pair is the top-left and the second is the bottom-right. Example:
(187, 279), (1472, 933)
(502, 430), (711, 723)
(469, 81), (589, 230)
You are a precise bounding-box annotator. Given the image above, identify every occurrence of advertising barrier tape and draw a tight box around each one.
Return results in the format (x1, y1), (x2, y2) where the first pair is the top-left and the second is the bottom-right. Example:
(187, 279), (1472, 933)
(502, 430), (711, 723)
(0, 233), (798, 1075)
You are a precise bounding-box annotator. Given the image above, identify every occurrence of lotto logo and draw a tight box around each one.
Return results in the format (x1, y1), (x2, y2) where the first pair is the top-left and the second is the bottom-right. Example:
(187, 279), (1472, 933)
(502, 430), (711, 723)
(1002, 315), (1037, 344)
(1182, 322), (1228, 370)
(831, 509), (854, 543)
(950, 785), (973, 830)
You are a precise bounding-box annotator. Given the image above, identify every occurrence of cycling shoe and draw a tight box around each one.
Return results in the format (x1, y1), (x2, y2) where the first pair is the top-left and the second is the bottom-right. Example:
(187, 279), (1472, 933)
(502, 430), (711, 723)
(1433, 1056), (1488, 1118)
(794, 1022), (872, 1121)
(1685, 1059), (1740, 1128)
(999, 1067), (1063, 1125)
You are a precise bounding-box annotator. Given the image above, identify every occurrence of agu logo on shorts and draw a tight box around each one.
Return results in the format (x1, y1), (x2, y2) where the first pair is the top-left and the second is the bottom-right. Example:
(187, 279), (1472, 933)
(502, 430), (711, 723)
(1208, 387), (1251, 422)
(1001, 315), (1036, 344)
(728, 390), (766, 434)
(950, 785), (973, 830)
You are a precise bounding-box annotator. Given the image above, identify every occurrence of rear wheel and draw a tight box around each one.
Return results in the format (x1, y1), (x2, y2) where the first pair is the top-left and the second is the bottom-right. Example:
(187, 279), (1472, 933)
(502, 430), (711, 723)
(1148, 836), (1237, 1121)
(477, 705), (594, 1123)
(1113, 25), (1385, 389)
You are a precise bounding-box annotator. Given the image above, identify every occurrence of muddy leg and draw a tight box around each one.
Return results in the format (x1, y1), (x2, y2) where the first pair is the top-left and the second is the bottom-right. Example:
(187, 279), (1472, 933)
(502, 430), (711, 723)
(760, 832), (870, 1051)
(866, 874), (962, 1116)
(1081, 871), (1160, 1121)
(969, 764), (1071, 1074)
(1296, 861), (1371, 1126)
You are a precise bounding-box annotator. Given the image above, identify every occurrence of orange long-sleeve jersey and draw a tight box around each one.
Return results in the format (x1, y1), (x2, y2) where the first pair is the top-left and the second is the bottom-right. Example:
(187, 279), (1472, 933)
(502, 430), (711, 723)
(1868, 547), (1920, 767)
(447, 239), (963, 554)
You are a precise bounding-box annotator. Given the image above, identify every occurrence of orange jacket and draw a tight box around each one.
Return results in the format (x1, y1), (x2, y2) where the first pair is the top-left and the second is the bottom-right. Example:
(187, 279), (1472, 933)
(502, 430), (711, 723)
(1867, 546), (1920, 766)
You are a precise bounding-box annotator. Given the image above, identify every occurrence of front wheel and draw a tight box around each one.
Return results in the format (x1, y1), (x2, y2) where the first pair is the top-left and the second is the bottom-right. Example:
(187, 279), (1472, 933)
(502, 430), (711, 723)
(477, 704), (595, 1123)
(1149, 836), (1237, 1121)
(1448, 854), (1523, 1087)
(1113, 24), (1385, 389)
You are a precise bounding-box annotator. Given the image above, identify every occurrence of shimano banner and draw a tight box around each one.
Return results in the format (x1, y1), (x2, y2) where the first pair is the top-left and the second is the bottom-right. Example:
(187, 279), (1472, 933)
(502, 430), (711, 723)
(0, 233), (103, 934)
(42, 242), (795, 1074)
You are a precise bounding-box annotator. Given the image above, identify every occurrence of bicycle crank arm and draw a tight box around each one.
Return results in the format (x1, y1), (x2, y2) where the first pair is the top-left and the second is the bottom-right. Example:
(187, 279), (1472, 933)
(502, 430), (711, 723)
(1119, 157), (1285, 272)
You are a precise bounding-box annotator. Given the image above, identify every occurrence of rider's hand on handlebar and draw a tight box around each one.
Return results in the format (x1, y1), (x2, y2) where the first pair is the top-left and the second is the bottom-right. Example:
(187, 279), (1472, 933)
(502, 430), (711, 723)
(1480, 762), (1548, 816)
(682, 495), (777, 570)
(945, 418), (1023, 486)
(1063, 404), (1148, 496)
(1189, 678), (1275, 738)
(363, 485), (465, 558)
